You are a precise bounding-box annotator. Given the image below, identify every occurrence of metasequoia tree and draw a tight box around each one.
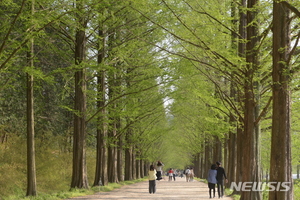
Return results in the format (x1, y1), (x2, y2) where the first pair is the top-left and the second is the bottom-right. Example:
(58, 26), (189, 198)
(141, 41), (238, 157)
(26, 0), (37, 196)
(240, 0), (262, 199)
(269, 0), (293, 199)
(93, 25), (108, 187)
(71, 0), (89, 189)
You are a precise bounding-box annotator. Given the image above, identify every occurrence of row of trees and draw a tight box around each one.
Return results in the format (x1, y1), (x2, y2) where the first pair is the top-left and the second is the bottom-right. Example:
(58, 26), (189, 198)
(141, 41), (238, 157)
(156, 0), (300, 200)
(1, 0), (173, 197)
(1, 0), (300, 200)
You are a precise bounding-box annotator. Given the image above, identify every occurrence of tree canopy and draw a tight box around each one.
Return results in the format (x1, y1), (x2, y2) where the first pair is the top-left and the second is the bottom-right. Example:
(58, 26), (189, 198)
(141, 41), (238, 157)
(0, 0), (300, 199)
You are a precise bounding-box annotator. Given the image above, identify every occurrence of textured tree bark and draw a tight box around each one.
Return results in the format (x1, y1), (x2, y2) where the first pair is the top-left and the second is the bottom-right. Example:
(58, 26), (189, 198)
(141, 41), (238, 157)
(269, 1), (293, 199)
(125, 144), (133, 180)
(118, 134), (124, 182)
(227, 123), (236, 188)
(240, 0), (262, 199)
(26, 9), (37, 194)
(93, 27), (108, 186)
(227, 1), (238, 187)
(71, 68), (88, 188)
(107, 70), (119, 183)
(139, 159), (144, 178)
(235, 0), (246, 194)
(235, 120), (243, 195)
(132, 150), (137, 180)
(71, 1), (88, 187)
(136, 155), (141, 179)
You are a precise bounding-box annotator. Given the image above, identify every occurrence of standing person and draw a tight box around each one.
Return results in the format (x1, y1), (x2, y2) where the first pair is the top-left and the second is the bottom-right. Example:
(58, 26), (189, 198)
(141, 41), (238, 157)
(168, 168), (174, 181)
(216, 161), (228, 198)
(185, 167), (191, 182)
(173, 169), (176, 181)
(189, 167), (195, 182)
(148, 165), (157, 194)
(156, 161), (164, 180)
(207, 164), (217, 199)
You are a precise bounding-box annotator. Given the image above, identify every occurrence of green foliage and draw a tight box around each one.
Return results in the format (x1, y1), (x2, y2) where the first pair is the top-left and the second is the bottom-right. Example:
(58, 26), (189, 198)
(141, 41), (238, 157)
(291, 90), (300, 168)
(0, 0), (299, 198)
(294, 180), (300, 200)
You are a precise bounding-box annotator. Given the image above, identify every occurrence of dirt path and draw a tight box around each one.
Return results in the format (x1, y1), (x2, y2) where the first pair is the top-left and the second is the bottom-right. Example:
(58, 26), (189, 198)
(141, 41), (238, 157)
(66, 176), (234, 200)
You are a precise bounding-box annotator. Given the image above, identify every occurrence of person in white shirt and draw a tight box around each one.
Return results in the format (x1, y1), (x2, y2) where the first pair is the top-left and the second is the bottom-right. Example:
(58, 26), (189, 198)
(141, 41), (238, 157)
(156, 161), (164, 180)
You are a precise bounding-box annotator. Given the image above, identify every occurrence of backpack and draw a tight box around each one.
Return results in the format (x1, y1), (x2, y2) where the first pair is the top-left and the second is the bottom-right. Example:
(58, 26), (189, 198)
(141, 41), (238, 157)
(185, 169), (190, 175)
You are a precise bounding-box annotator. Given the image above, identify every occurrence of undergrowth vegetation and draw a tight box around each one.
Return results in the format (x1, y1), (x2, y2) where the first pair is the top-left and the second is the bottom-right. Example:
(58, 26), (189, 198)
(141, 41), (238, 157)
(0, 134), (99, 200)
(0, 133), (147, 200)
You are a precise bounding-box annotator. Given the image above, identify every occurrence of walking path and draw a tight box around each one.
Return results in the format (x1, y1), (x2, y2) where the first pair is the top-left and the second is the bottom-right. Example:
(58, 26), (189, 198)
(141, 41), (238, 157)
(66, 176), (234, 200)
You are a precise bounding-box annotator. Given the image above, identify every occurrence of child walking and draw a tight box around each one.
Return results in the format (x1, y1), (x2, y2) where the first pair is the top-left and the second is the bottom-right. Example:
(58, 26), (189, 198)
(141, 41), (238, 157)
(148, 165), (157, 194)
(207, 164), (217, 198)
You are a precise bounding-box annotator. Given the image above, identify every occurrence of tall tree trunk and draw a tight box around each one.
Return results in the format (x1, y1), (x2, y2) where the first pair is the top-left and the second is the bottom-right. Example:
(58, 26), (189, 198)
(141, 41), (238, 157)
(204, 140), (210, 172)
(235, 119), (243, 194)
(269, 1), (293, 199)
(108, 144), (118, 183)
(227, 114), (237, 187)
(125, 125), (133, 180)
(227, 0), (238, 189)
(71, 0), (88, 188)
(241, 0), (261, 199)
(107, 127), (118, 183)
(213, 136), (222, 163)
(234, 0), (246, 194)
(26, 1), (36, 194)
(71, 62), (88, 188)
(200, 150), (205, 178)
(136, 153), (141, 179)
(93, 29), (108, 187)
(140, 159), (144, 178)
(194, 153), (200, 178)
(132, 148), (136, 180)
(117, 133), (124, 182)
(107, 69), (119, 183)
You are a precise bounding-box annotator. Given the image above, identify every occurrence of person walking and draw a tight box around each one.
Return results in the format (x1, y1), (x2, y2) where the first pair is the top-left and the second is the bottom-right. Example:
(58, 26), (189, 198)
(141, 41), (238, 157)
(189, 167), (195, 182)
(207, 164), (217, 199)
(168, 168), (174, 181)
(148, 165), (157, 194)
(173, 169), (176, 181)
(185, 167), (191, 182)
(156, 161), (164, 180)
(216, 161), (228, 198)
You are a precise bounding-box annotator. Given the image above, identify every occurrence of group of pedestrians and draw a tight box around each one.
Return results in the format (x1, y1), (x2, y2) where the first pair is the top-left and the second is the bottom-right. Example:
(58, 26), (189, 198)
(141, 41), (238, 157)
(184, 167), (194, 182)
(207, 161), (228, 199)
(148, 160), (228, 198)
(148, 160), (164, 194)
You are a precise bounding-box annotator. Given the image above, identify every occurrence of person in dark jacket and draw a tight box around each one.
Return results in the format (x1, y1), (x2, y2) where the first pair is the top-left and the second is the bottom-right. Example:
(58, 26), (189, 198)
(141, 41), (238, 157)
(216, 161), (228, 198)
